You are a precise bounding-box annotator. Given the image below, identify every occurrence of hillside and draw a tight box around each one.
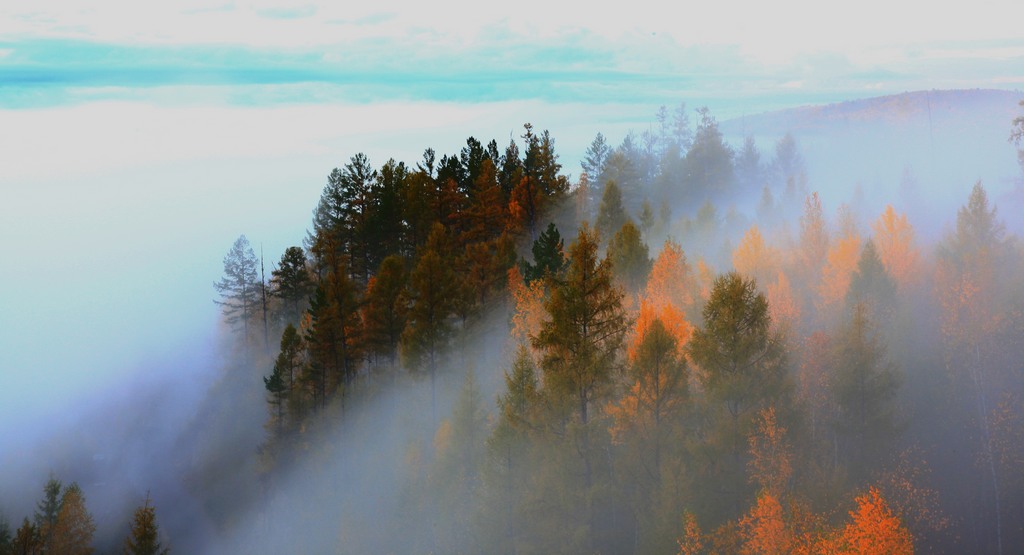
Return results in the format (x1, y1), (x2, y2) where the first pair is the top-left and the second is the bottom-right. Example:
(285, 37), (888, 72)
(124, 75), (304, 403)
(721, 89), (1024, 236)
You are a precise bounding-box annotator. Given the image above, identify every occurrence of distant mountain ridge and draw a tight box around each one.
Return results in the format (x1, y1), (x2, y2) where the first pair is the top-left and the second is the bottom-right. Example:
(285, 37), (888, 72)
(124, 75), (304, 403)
(721, 89), (1023, 137)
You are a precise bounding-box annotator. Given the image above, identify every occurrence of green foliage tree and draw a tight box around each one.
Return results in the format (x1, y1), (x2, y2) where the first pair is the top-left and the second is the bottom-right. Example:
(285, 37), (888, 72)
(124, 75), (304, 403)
(124, 496), (168, 555)
(34, 476), (61, 549)
(687, 272), (789, 521)
(846, 239), (897, 321)
(533, 222), (628, 501)
(683, 107), (734, 203)
(49, 482), (95, 555)
(523, 222), (566, 283)
(0, 514), (11, 554)
(832, 303), (901, 485)
(607, 220), (652, 292)
(581, 132), (610, 190)
(213, 235), (261, 341)
(271, 246), (313, 324)
(596, 180), (627, 241)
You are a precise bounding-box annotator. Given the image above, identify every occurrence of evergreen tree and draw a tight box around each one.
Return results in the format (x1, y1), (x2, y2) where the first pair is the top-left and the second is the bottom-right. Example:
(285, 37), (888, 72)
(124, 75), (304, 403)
(49, 482), (95, 555)
(271, 246), (313, 324)
(533, 223), (627, 483)
(124, 496), (168, 555)
(832, 304), (901, 485)
(595, 180), (627, 241)
(687, 272), (790, 521)
(846, 239), (897, 322)
(213, 235), (261, 341)
(34, 476), (61, 549)
(0, 514), (11, 554)
(581, 132), (610, 189)
(523, 222), (566, 283)
(607, 220), (652, 292)
(683, 107), (734, 203)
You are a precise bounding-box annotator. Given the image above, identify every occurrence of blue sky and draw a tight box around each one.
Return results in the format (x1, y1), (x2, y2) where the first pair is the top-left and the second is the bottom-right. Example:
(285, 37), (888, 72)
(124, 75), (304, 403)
(1, 1), (1022, 424)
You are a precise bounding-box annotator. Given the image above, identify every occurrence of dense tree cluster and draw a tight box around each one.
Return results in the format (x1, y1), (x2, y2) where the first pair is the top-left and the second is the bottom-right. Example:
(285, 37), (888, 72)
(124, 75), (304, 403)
(199, 106), (1023, 553)
(8, 103), (1019, 554)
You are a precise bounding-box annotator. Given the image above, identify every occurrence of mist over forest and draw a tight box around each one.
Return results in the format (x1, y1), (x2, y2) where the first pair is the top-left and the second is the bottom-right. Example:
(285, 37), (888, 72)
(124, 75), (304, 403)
(3, 88), (1024, 554)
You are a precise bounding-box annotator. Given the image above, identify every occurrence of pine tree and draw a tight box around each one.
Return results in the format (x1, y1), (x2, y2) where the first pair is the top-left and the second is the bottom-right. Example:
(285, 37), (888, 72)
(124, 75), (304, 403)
(401, 224), (458, 417)
(687, 272), (790, 521)
(271, 246), (313, 324)
(213, 235), (261, 342)
(523, 222), (566, 283)
(124, 496), (168, 555)
(595, 180), (627, 241)
(533, 223), (627, 492)
(34, 476), (61, 549)
(607, 220), (652, 292)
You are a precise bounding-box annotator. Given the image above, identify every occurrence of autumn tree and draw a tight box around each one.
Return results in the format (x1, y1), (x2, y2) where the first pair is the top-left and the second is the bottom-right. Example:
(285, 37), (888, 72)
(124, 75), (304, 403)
(304, 248), (362, 410)
(871, 205), (919, 289)
(837, 487), (913, 555)
(401, 224), (458, 417)
(124, 495), (169, 555)
(361, 255), (408, 365)
(12, 518), (41, 555)
(213, 235), (261, 342)
(733, 224), (779, 288)
(49, 482), (95, 555)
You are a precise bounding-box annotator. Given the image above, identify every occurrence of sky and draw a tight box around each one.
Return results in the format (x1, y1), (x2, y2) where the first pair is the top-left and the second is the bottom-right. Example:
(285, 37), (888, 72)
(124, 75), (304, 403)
(1, 1), (1023, 436)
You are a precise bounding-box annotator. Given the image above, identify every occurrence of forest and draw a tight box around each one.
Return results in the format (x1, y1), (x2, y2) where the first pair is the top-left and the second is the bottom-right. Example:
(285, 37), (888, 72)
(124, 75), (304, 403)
(3, 96), (1024, 554)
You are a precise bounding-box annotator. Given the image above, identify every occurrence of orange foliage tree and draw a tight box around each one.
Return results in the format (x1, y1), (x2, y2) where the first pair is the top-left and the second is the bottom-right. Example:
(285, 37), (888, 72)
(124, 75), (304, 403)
(871, 205), (919, 288)
(733, 224), (780, 288)
(837, 487), (914, 555)
(818, 231), (861, 315)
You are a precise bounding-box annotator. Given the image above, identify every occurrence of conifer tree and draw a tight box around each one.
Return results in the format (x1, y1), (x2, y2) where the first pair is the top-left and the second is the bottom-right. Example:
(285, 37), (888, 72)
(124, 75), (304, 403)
(595, 180), (627, 241)
(362, 255), (408, 365)
(271, 246), (314, 324)
(401, 224), (458, 416)
(124, 496), (168, 555)
(214, 235), (261, 342)
(523, 222), (566, 283)
(607, 220), (652, 292)
(34, 476), (61, 549)
(49, 482), (95, 555)
(533, 223), (627, 487)
(687, 272), (790, 521)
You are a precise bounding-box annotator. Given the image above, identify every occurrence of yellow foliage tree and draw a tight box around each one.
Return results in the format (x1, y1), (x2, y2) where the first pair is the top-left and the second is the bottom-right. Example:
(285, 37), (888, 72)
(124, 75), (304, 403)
(733, 225), (780, 288)
(871, 205), (919, 288)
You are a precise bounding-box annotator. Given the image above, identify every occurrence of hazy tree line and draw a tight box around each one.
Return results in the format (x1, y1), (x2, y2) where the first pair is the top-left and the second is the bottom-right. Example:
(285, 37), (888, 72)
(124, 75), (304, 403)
(216, 106), (1024, 553)
(0, 476), (167, 554)
(5, 103), (1022, 554)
